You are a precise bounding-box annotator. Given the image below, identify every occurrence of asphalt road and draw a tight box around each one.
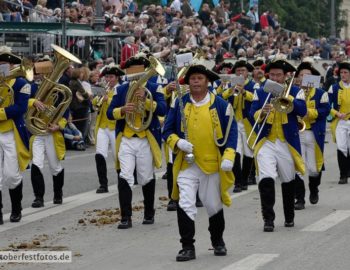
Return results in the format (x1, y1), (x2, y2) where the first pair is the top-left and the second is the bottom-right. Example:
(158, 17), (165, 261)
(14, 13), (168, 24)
(1, 130), (350, 270)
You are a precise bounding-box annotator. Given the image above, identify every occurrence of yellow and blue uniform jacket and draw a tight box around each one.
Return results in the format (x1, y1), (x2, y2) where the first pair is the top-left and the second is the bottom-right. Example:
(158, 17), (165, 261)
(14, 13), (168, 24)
(28, 83), (68, 161)
(107, 80), (167, 170)
(328, 81), (350, 142)
(0, 77), (31, 171)
(162, 92), (238, 206)
(250, 85), (307, 175)
(303, 87), (330, 172)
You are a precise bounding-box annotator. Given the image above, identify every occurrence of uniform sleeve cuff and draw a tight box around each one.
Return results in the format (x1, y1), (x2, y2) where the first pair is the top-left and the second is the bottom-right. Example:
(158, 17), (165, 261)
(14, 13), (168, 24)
(0, 108), (7, 121)
(222, 89), (231, 100)
(145, 99), (157, 112)
(58, 118), (67, 130)
(222, 147), (236, 162)
(113, 108), (124, 120)
(244, 91), (254, 101)
(166, 134), (180, 153)
(330, 108), (338, 117)
(28, 98), (36, 108)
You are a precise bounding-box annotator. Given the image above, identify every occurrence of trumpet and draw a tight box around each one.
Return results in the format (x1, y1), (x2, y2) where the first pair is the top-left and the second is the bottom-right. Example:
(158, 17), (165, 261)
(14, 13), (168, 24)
(94, 81), (110, 112)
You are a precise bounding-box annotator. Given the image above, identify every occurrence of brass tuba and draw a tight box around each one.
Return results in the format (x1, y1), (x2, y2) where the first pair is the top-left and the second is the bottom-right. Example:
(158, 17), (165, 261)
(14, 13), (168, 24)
(125, 56), (165, 132)
(25, 44), (81, 135)
(0, 58), (34, 106)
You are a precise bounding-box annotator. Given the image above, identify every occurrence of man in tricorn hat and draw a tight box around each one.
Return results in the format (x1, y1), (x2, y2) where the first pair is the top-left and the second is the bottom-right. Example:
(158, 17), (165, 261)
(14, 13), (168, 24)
(250, 59), (307, 232)
(328, 61), (350, 184)
(93, 65), (125, 194)
(0, 46), (31, 224)
(107, 55), (166, 229)
(163, 64), (238, 261)
(293, 61), (330, 210)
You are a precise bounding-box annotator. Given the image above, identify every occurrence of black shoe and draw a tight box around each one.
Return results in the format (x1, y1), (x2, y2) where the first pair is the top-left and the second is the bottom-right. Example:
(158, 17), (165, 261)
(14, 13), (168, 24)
(248, 176), (257, 185)
(162, 172), (167, 180)
(0, 212), (3, 225)
(53, 197), (62, 204)
(176, 249), (196, 262)
(10, 212), (22, 223)
(213, 245), (227, 256)
(294, 201), (305, 210)
(338, 177), (348, 184)
(241, 185), (248, 191)
(118, 217), (132, 229)
(309, 193), (319, 204)
(284, 221), (294, 227)
(31, 198), (44, 208)
(167, 200), (177, 211)
(233, 185), (242, 193)
(195, 200), (203, 208)
(142, 216), (154, 225)
(263, 221), (274, 232)
(96, 186), (109, 193)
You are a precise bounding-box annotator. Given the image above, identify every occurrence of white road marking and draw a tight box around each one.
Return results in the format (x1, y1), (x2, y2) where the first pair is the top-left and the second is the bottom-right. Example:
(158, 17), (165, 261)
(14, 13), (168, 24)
(230, 185), (258, 199)
(301, 210), (350, 232)
(221, 253), (279, 270)
(0, 171), (166, 233)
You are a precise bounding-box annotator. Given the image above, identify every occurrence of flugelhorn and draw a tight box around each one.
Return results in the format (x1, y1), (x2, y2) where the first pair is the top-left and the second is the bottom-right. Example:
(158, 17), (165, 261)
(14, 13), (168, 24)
(25, 44), (81, 135)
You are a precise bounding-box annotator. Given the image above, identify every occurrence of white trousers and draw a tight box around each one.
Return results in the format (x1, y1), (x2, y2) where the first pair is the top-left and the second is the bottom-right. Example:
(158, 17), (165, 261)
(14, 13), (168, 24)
(118, 136), (154, 187)
(335, 120), (350, 156)
(178, 163), (222, 220)
(96, 128), (116, 160)
(299, 130), (318, 178)
(32, 134), (63, 176)
(236, 121), (253, 157)
(257, 139), (295, 183)
(0, 131), (22, 190)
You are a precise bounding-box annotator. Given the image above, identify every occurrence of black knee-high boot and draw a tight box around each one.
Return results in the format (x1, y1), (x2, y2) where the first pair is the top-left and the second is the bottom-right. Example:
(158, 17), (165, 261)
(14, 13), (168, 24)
(294, 174), (305, 210)
(281, 180), (296, 227)
(337, 150), (348, 184)
(166, 163), (177, 211)
(233, 153), (242, 192)
(31, 164), (45, 207)
(53, 169), (64, 204)
(142, 179), (155, 224)
(0, 191), (3, 225)
(9, 181), (23, 222)
(309, 172), (321, 204)
(248, 158), (257, 185)
(208, 209), (227, 256)
(95, 154), (109, 193)
(176, 207), (196, 261)
(242, 156), (253, 190)
(258, 177), (275, 232)
(118, 177), (132, 229)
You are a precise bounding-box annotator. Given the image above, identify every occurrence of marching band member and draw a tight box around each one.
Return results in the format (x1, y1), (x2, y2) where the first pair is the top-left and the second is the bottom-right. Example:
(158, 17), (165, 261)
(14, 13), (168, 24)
(93, 65), (125, 193)
(221, 60), (255, 192)
(107, 56), (167, 229)
(328, 61), (350, 184)
(294, 62), (330, 210)
(29, 76), (68, 208)
(163, 64), (237, 261)
(252, 58), (267, 89)
(250, 59), (307, 232)
(212, 62), (234, 95)
(0, 47), (31, 224)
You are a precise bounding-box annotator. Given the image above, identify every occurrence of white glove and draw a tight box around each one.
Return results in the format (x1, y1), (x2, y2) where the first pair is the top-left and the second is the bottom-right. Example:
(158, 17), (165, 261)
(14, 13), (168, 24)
(177, 139), (193, 153)
(221, 159), (233, 172)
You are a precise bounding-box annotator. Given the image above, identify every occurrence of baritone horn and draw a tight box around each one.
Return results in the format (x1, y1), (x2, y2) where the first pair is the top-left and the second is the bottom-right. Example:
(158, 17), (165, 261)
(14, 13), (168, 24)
(25, 44), (81, 135)
(0, 58), (34, 106)
(125, 56), (165, 132)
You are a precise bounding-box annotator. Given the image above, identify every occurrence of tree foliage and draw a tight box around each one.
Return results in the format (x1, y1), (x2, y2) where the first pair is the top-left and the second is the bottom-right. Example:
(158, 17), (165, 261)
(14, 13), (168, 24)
(259, 0), (347, 38)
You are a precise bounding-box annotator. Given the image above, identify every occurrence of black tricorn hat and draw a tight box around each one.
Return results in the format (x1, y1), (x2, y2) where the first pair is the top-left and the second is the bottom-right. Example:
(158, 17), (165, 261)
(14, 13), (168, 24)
(184, 64), (220, 84)
(296, 62), (320, 77)
(252, 59), (264, 67)
(123, 56), (150, 69)
(101, 65), (125, 77)
(217, 62), (234, 73)
(338, 61), (350, 72)
(232, 60), (254, 73)
(265, 59), (296, 73)
(0, 52), (21, 64)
